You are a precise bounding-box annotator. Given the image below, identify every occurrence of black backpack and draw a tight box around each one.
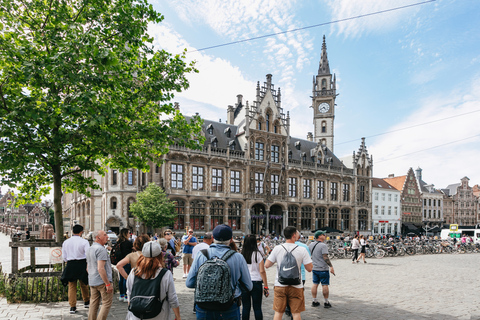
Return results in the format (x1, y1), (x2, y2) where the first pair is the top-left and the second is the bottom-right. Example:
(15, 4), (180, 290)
(128, 268), (168, 319)
(110, 242), (122, 265)
(278, 245), (301, 285)
(194, 249), (237, 311)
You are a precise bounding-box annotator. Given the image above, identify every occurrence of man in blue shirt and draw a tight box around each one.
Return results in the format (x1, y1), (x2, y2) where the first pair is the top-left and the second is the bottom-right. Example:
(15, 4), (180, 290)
(182, 228), (197, 278)
(186, 224), (252, 319)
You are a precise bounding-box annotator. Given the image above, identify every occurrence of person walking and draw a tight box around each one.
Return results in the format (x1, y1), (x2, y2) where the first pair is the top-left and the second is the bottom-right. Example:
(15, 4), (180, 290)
(241, 234), (269, 320)
(181, 229), (197, 278)
(61, 224), (90, 314)
(351, 234), (360, 264)
(117, 234), (150, 280)
(186, 224), (252, 319)
(308, 230), (335, 309)
(265, 226), (313, 320)
(116, 228), (133, 302)
(356, 235), (367, 263)
(86, 230), (114, 320)
(126, 241), (181, 320)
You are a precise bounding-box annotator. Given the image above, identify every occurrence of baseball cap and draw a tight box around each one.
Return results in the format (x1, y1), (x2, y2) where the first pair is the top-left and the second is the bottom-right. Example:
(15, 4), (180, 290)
(314, 230), (326, 238)
(212, 224), (233, 241)
(142, 241), (162, 258)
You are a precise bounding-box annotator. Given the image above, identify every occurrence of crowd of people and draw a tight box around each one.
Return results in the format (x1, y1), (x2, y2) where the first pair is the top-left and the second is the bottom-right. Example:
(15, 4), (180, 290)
(61, 224), (341, 320)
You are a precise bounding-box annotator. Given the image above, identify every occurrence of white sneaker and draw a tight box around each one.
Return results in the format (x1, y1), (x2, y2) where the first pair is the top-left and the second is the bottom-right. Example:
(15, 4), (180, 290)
(118, 296), (124, 301)
(183, 274), (187, 278)
(123, 297), (128, 303)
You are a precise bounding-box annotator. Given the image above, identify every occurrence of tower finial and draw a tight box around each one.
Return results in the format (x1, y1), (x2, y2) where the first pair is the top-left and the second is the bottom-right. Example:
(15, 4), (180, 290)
(318, 35), (330, 75)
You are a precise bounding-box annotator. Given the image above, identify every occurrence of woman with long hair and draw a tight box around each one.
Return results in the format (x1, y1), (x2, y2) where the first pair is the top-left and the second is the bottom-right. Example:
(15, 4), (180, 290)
(356, 235), (367, 263)
(116, 228), (133, 302)
(126, 241), (181, 320)
(157, 238), (179, 273)
(241, 234), (268, 320)
(117, 234), (150, 292)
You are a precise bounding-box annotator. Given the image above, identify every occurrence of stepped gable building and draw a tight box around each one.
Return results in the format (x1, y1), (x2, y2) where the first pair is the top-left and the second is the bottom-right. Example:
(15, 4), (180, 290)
(63, 36), (373, 236)
(0, 191), (49, 233)
(415, 167), (444, 228)
(441, 177), (479, 226)
(383, 168), (423, 234)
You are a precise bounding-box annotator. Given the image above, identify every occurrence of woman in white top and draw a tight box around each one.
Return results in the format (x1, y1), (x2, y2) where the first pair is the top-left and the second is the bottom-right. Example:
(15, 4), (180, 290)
(351, 234), (360, 264)
(356, 235), (367, 263)
(241, 235), (269, 320)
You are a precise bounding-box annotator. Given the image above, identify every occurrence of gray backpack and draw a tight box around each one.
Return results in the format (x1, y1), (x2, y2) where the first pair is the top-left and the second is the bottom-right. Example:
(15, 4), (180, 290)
(278, 245), (301, 285)
(194, 249), (237, 311)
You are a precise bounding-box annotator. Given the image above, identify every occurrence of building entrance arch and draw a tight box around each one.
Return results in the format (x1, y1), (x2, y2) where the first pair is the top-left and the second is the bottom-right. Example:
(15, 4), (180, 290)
(250, 204), (266, 235)
(269, 204), (283, 236)
(105, 216), (122, 234)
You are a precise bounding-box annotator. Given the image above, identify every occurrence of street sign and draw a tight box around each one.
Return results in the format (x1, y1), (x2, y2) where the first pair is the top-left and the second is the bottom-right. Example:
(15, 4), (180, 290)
(450, 224), (459, 232)
(50, 247), (63, 264)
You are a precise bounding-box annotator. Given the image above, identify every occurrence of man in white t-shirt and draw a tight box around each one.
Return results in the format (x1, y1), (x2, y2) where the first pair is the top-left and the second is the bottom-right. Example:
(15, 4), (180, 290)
(265, 226), (313, 320)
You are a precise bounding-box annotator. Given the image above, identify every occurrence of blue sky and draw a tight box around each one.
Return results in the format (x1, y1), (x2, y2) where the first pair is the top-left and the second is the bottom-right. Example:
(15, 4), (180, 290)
(149, 0), (480, 189)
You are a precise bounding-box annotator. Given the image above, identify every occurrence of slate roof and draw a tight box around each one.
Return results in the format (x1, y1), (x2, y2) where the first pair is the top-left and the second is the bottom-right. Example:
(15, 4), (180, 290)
(383, 175), (407, 191)
(372, 178), (397, 190)
(442, 183), (461, 196)
(287, 137), (344, 167)
(418, 179), (443, 195)
(202, 119), (242, 151)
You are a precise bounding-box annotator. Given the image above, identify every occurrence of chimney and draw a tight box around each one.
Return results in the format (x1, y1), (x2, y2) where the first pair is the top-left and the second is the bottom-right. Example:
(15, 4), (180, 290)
(227, 105), (234, 124)
(388, 174), (395, 178)
(236, 94), (243, 106)
(307, 132), (313, 141)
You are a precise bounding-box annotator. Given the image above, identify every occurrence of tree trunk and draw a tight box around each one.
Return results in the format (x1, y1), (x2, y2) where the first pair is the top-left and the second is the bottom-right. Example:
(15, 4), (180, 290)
(53, 166), (64, 243)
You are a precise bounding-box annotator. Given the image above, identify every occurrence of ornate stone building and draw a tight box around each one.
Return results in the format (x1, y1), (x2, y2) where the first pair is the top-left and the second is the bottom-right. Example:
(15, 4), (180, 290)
(63, 37), (373, 236)
(0, 190), (49, 233)
(442, 177), (479, 226)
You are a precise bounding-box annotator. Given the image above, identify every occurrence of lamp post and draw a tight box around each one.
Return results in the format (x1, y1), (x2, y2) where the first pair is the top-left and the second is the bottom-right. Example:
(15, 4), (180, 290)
(23, 203), (35, 232)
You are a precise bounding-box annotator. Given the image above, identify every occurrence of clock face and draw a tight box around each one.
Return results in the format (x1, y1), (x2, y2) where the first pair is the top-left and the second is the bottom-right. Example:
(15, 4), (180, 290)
(318, 102), (330, 113)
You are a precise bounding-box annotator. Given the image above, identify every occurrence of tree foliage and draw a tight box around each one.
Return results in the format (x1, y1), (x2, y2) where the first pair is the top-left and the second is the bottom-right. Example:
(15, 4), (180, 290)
(129, 183), (176, 229)
(0, 0), (203, 241)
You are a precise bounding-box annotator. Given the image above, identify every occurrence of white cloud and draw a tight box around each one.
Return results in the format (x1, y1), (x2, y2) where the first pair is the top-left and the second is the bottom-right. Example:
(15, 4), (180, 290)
(370, 76), (480, 188)
(325, 0), (421, 38)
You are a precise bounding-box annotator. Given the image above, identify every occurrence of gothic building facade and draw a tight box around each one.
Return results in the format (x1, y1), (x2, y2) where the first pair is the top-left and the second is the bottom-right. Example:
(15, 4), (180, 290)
(63, 37), (373, 236)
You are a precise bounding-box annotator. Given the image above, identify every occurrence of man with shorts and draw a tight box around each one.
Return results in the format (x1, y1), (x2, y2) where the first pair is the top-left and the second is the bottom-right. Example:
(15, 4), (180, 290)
(308, 230), (335, 308)
(265, 226), (313, 320)
(182, 228), (197, 278)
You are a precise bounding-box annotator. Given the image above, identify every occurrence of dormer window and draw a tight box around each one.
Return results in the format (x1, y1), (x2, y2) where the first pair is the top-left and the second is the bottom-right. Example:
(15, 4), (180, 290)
(207, 124), (214, 135)
(301, 152), (306, 162)
(211, 137), (218, 148)
(228, 140), (235, 151)
(295, 141), (301, 150)
(224, 127), (231, 138)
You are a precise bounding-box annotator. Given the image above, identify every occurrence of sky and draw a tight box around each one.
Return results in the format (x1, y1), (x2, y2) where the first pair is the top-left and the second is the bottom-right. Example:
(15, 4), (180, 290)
(147, 0), (480, 190)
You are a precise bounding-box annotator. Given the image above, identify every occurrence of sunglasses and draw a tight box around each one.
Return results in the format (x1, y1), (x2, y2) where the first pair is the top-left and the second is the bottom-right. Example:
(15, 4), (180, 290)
(164, 232), (171, 235)
(188, 231), (193, 233)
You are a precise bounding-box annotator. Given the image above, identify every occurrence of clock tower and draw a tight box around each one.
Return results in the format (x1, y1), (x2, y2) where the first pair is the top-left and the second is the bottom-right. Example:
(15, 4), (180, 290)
(313, 36), (336, 152)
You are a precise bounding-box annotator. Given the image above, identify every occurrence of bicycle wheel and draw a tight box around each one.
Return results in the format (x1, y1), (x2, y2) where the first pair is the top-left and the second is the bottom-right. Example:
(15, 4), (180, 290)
(375, 249), (385, 259)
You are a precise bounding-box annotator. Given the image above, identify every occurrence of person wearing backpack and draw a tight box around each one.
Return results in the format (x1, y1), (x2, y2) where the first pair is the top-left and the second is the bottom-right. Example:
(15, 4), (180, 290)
(186, 224), (252, 319)
(308, 230), (335, 309)
(126, 241), (181, 320)
(264, 226), (312, 320)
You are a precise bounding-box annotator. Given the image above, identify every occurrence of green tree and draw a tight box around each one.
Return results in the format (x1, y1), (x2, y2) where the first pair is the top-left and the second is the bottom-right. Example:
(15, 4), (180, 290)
(129, 183), (176, 229)
(0, 0), (203, 242)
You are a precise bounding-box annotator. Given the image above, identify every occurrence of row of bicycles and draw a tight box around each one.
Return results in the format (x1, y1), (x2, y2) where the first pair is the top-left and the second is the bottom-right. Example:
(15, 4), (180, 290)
(322, 239), (480, 259)
(259, 238), (480, 259)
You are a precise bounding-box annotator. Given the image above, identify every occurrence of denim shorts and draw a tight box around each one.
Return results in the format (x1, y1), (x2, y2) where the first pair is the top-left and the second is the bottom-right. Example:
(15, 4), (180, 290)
(195, 302), (240, 319)
(312, 270), (330, 285)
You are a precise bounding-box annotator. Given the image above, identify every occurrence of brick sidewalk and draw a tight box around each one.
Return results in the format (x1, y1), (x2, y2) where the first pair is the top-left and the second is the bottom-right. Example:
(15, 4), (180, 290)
(2, 254), (480, 319)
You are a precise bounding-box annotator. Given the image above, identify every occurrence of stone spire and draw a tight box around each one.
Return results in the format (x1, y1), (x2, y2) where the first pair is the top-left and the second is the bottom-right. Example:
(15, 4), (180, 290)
(318, 35), (330, 75)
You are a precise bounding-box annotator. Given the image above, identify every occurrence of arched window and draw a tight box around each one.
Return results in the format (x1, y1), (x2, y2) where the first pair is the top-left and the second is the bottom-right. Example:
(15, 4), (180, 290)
(316, 207), (326, 229)
(321, 121), (326, 133)
(257, 119), (262, 130)
(301, 206), (312, 230)
(358, 209), (368, 231)
(228, 202), (242, 230)
(288, 205), (298, 227)
(127, 197), (136, 218)
(266, 113), (270, 132)
(173, 199), (185, 230)
(273, 121), (280, 134)
(328, 208), (338, 229)
(321, 79), (327, 90)
(110, 197), (117, 210)
(190, 200), (206, 231)
(321, 139), (326, 146)
(210, 201), (224, 228)
(341, 208), (350, 230)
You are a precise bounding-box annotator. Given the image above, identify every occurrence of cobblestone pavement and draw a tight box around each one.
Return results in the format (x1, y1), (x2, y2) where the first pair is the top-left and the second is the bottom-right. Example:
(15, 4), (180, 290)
(2, 234), (480, 319)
